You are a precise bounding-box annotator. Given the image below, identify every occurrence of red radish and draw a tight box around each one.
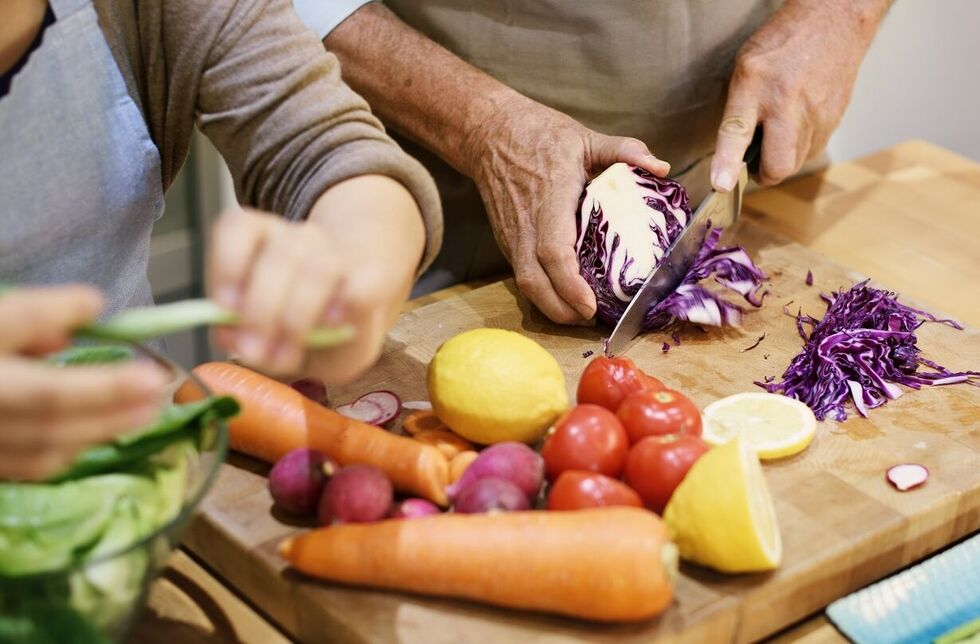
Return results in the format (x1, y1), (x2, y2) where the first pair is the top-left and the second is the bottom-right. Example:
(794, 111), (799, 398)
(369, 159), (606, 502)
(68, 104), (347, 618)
(319, 464), (394, 524)
(886, 463), (929, 491)
(445, 442), (543, 502)
(453, 478), (531, 514)
(402, 400), (433, 411)
(336, 390), (402, 426)
(290, 377), (327, 406)
(389, 498), (441, 519)
(268, 448), (336, 515)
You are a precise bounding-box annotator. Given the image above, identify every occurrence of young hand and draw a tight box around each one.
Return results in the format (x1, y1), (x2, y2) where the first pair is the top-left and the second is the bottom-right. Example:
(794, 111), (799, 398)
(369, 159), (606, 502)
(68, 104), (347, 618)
(0, 286), (169, 480)
(208, 175), (426, 383)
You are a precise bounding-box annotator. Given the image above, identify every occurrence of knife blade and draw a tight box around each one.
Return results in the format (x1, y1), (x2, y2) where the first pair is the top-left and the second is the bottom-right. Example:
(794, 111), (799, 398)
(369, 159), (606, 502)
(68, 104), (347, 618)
(604, 165), (749, 356)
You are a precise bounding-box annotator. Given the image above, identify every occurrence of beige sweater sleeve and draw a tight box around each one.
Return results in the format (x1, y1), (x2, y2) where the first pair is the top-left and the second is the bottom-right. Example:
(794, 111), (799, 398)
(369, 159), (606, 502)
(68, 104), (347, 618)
(115, 0), (442, 272)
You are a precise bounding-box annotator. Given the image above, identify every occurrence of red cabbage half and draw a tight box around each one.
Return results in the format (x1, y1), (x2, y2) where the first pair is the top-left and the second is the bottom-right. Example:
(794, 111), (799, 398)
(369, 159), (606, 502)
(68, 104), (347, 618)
(757, 281), (978, 421)
(575, 163), (766, 329)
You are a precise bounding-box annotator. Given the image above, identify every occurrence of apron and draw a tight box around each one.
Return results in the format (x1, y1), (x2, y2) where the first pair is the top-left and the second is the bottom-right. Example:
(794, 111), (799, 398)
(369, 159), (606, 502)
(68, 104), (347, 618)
(0, 0), (165, 320)
(390, 0), (781, 295)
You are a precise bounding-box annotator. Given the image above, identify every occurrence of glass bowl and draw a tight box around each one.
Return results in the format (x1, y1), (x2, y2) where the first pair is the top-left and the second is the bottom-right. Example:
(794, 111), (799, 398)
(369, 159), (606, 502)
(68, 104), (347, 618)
(0, 341), (228, 643)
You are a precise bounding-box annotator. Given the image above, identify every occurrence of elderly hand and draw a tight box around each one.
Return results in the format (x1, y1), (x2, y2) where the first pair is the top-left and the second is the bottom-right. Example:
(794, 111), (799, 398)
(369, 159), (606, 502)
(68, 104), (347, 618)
(710, 0), (889, 191)
(471, 97), (671, 325)
(0, 286), (169, 481)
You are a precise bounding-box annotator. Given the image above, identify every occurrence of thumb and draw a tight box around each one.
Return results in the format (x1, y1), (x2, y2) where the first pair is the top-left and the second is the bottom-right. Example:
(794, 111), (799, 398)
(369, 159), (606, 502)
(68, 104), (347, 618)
(588, 133), (671, 177)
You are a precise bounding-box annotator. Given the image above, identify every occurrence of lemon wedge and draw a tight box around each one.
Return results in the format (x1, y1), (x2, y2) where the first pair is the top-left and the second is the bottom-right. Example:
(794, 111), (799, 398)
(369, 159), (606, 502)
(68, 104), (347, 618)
(701, 392), (816, 460)
(428, 329), (568, 445)
(663, 438), (782, 573)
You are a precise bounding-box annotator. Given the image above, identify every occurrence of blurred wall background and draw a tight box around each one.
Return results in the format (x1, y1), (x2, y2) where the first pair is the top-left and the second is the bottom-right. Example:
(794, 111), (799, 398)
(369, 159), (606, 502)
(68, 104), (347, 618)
(828, 0), (980, 162)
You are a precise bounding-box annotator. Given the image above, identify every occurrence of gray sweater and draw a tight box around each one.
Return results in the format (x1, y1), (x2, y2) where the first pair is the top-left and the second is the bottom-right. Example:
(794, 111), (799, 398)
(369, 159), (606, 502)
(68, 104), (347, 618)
(92, 0), (442, 266)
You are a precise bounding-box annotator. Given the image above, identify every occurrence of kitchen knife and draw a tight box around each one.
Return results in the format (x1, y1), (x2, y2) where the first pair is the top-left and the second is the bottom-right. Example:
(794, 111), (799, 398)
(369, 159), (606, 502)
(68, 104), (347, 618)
(604, 129), (762, 356)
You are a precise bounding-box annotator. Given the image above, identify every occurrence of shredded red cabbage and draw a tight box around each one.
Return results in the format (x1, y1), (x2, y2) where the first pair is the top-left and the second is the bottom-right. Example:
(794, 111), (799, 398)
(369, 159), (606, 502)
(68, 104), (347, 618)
(757, 281), (978, 421)
(575, 164), (767, 330)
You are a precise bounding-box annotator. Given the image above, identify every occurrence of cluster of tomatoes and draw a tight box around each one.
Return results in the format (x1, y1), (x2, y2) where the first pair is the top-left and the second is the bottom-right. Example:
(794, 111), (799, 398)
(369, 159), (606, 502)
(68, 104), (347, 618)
(541, 356), (710, 515)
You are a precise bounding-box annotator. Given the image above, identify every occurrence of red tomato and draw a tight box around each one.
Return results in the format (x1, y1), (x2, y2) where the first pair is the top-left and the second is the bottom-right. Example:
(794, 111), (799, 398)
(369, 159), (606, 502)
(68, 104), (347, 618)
(617, 389), (702, 444)
(547, 470), (643, 511)
(624, 435), (710, 514)
(540, 404), (629, 480)
(576, 356), (664, 412)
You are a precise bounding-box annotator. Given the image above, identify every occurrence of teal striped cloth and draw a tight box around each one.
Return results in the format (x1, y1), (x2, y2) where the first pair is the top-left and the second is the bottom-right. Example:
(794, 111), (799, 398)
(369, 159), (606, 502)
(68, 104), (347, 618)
(827, 535), (980, 644)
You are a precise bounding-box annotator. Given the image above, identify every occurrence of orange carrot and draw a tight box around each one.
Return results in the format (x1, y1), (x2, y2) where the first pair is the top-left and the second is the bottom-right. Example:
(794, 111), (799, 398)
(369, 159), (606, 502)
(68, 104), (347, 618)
(449, 450), (479, 484)
(412, 429), (473, 460)
(402, 410), (447, 436)
(279, 508), (676, 623)
(177, 362), (449, 505)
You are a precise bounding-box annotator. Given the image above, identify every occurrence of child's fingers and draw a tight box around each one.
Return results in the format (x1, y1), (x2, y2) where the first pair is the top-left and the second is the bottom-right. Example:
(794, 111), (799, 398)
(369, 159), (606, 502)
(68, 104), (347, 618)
(0, 285), (104, 353)
(208, 209), (270, 311)
(236, 225), (311, 366)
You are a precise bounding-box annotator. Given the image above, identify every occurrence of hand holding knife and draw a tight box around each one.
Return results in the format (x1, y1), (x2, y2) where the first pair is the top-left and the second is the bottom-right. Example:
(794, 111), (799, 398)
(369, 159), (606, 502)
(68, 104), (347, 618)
(605, 128), (763, 356)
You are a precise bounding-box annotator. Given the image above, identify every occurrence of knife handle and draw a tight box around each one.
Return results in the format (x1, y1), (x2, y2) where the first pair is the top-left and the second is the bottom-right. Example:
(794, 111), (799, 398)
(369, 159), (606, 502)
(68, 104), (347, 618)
(744, 126), (763, 176)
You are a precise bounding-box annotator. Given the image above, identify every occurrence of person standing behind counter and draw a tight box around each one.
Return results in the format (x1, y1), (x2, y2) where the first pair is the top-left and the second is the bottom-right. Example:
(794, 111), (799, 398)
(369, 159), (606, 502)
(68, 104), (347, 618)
(0, 0), (442, 480)
(295, 0), (890, 324)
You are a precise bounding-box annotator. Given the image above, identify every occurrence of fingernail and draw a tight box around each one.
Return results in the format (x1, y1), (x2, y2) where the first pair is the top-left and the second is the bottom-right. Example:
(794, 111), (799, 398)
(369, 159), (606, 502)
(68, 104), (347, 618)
(216, 287), (240, 309)
(238, 331), (267, 363)
(322, 301), (347, 325)
(713, 170), (736, 192)
(647, 154), (671, 171)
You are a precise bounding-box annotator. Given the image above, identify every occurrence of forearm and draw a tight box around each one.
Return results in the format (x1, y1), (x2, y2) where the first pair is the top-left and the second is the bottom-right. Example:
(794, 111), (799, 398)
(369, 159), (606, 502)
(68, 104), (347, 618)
(778, 0), (891, 45)
(308, 174), (425, 294)
(324, 3), (522, 179)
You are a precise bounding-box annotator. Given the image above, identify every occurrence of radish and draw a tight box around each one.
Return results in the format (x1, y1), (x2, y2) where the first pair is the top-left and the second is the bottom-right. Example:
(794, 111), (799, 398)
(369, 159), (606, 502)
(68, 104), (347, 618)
(336, 390), (402, 426)
(268, 448), (336, 515)
(402, 400), (433, 411)
(453, 478), (531, 514)
(319, 464), (394, 524)
(290, 377), (327, 406)
(389, 498), (441, 519)
(445, 442), (544, 503)
(886, 463), (929, 491)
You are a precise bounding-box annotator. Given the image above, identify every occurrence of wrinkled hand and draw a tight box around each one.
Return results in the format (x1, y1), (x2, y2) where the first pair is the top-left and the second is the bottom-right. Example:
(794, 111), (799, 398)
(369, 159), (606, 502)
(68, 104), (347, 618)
(471, 98), (670, 325)
(208, 177), (424, 383)
(711, 0), (888, 190)
(0, 286), (168, 481)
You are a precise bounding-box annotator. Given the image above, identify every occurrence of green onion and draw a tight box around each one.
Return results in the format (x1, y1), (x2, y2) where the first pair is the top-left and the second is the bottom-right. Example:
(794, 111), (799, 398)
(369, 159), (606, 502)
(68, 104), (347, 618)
(76, 299), (355, 349)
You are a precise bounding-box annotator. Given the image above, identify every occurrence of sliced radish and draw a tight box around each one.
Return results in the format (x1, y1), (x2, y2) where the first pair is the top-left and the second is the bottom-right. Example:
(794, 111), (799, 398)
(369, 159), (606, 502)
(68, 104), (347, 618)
(886, 463), (929, 491)
(336, 399), (385, 425)
(356, 390), (401, 425)
(402, 400), (433, 411)
(336, 390), (402, 426)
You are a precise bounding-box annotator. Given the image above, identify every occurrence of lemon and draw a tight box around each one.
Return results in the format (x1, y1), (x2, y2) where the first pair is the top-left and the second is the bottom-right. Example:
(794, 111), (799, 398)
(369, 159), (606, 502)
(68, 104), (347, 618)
(663, 438), (782, 573)
(701, 392), (816, 460)
(427, 329), (568, 445)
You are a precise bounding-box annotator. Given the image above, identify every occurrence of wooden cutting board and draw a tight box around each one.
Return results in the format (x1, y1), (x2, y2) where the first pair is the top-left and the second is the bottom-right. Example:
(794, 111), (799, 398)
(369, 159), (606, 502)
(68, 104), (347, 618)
(183, 211), (979, 643)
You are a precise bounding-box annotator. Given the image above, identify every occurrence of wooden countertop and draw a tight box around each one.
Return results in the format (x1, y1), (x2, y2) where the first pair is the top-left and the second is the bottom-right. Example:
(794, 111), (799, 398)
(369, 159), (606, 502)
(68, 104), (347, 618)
(132, 140), (979, 642)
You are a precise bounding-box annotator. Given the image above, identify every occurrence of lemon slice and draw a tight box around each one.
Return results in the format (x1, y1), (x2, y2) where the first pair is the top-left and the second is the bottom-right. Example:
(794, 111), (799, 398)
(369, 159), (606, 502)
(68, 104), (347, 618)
(702, 392), (816, 460)
(663, 438), (782, 573)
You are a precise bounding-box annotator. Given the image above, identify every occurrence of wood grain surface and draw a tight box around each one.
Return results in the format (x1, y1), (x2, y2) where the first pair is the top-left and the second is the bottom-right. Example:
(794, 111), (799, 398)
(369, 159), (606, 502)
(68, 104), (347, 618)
(178, 140), (980, 643)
